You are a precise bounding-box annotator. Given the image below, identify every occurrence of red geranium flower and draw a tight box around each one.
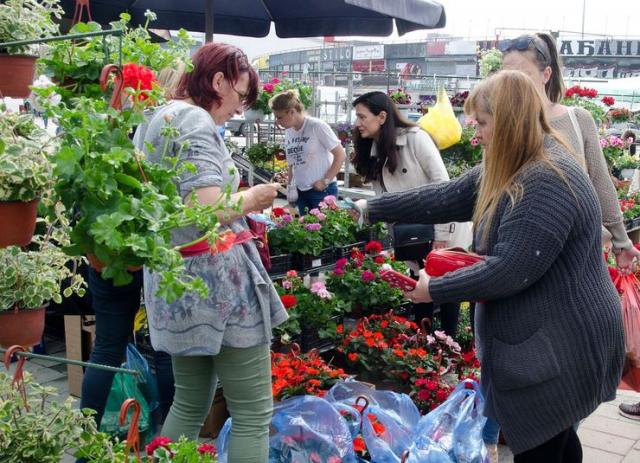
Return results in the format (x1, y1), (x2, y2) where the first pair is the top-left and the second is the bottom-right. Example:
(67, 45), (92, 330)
(197, 443), (217, 455)
(365, 240), (383, 255)
(272, 207), (286, 217)
(119, 63), (156, 101)
(601, 96), (615, 106)
(280, 294), (297, 309)
(145, 436), (172, 455)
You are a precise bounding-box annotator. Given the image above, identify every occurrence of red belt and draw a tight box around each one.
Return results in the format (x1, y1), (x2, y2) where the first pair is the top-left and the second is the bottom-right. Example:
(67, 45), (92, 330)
(179, 230), (256, 258)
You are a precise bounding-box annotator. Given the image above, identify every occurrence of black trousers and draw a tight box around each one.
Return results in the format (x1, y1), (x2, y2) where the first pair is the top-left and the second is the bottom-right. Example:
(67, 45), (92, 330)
(413, 302), (460, 337)
(514, 427), (583, 463)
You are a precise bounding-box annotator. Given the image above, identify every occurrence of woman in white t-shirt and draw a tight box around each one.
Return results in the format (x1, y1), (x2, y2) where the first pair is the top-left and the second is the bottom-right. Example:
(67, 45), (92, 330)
(269, 90), (346, 214)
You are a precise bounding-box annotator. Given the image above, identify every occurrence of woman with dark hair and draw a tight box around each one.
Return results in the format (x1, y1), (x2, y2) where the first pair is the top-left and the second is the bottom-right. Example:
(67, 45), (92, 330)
(500, 33), (640, 271)
(134, 42), (287, 461)
(351, 91), (464, 336)
(354, 70), (624, 462)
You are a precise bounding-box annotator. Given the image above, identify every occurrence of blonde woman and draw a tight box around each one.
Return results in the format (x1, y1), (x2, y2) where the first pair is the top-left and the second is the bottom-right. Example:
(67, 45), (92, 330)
(355, 71), (624, 461)
(269, 90), (346, 214)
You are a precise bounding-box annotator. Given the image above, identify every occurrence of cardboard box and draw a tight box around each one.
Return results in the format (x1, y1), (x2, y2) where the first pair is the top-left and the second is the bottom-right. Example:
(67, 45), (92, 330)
(64, 315), (96, 397)
(199, 387), (229, 438)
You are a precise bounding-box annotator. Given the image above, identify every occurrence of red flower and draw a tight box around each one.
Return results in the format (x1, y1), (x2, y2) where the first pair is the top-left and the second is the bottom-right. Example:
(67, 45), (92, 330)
(348, 352), (359, 361)
(374, 256), (386, 264)
(272, 207), (286, 217)
(336, 324), (344, 334)
(601, 96), (615, 106)
(351, 249), (365, 260)
(145, 436), (172, 455)
(365, 240), (383, 255)
(197, 443), (217, 455)
(435, 389), (450, 402)
(335, 257), (348, 270)
(417, 389), (431, 401)
(280, 294), (297, 309)
(119, 63), (156, 101)
(353, 436), (367, 453)
(361, 270), (376, 282)
(368, 413), (386, 436)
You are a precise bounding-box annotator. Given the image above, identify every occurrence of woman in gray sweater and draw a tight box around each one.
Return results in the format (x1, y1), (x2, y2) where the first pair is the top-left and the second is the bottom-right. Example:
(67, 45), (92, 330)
(357, 70), (624, 461)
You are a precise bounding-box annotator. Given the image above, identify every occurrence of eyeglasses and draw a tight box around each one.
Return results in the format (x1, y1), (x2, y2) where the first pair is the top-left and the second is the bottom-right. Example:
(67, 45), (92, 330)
(498, 36), (548, 64)
(225, 77), (250, 105)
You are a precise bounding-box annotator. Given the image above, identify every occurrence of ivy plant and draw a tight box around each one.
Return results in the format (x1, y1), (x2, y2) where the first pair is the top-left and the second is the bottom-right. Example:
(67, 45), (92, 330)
(0, 106), (53, 202)
(0, 372), (98, 463)
(0, 0), (62, 55)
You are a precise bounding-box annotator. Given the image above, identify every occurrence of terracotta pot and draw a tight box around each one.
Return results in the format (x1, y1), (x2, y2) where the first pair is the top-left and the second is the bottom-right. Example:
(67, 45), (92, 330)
(0, 199), (39, 248)
(0, 306), (45, 348)
(0, 54), (36, 98)
(86, 253), (143, 273)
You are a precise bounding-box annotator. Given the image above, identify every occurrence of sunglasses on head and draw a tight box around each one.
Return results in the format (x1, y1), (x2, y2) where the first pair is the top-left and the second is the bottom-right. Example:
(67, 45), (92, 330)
(498, 36), (548, 64)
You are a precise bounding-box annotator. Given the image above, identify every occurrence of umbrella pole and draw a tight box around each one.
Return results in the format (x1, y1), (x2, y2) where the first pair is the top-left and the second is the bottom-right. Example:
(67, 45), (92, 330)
(205, 0), (214, 43)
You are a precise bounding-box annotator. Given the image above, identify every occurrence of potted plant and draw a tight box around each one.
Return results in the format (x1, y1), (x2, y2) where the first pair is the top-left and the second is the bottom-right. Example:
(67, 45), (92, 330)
(0, 236), (85, 347)
(248, 75), (313, 120)
(0, 0), (62, 97)
(388, 87), (412, 116)
(478, 48), (503, 78)
(562, 85), (605, 124)
(440, 119), (483, 178)
(0, 106), (53, 247)
(0, 371), (98, 462)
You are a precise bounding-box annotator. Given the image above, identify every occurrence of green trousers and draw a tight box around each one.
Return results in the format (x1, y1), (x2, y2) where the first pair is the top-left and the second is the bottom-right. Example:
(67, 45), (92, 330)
(161, 344), (272, 462)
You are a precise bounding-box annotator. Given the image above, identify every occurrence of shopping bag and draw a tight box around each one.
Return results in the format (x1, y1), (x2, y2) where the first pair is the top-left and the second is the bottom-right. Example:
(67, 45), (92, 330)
(99, 371), (151, 438)
(361, 404), (416, 463)
(614, 274), (640, 364)
(418, 87), (462, 150)
(411, 379), (487, 463)
(125, 343), (159, 414)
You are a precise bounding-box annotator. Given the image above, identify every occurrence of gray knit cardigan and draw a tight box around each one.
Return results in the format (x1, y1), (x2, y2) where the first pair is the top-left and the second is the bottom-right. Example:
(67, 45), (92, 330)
(367, 137), (624, 454)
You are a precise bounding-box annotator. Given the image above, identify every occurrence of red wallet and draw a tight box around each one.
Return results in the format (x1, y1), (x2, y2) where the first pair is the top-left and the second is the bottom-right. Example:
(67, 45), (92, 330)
(424, 248), (484, 277)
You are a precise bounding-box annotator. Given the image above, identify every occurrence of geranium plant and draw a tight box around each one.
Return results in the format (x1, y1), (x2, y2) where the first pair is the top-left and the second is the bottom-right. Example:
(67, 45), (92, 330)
(274, 270), (349, 343)
(38, 11), (194, 104)
(252, 76), (312, 115)
(0, 106), (53, 202)
(562, 85), (605, 124)
(268, 209), (325, 256)
(608, 107), (631, 124)
(335, 121), (353, 147)
(388, 87), (411, 105)
(440, 119), (483, 178)
(145, 436), (218, 462)
(271, 349), (347, 400)
(326, 243), (408, 314)
(600, 134), (627, 171)
(478, 47), (503, 78)
(38, 71), (228, 303)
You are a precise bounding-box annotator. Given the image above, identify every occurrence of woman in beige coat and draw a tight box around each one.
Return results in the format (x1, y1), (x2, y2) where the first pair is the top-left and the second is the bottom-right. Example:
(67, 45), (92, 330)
(351, 91), (469, 335)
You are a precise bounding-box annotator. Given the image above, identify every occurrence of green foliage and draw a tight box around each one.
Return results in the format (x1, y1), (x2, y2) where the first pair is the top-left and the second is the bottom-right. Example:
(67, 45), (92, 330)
(245, 141), (284, 166)
(268, 218), (325, 256)
(0, 372), (98, 463)
(478, 48), (503, 78)
(37, 12), (194, 104)
(253, 76), (312, 114)
(440, 123), (482, 178)
(561, 95), (606, 125)
(0, 240), (85, 311)
(44, 94), (227, 303)
(151, 437), (218, 462)
(0, 0), (62, 55)
(0, 107), (53, 201)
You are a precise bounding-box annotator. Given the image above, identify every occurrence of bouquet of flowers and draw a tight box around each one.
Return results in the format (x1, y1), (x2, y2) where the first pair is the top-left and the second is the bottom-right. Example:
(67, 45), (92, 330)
(388, 88), (411, 105)
(251, 75), (312, 115)
(271, 349), (347, 400)
(326, 243), (408, 314)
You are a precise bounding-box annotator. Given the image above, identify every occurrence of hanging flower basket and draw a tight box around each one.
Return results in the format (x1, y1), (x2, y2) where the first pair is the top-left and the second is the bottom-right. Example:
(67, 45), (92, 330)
(0, 306), (45, 348)
(0, 198), (39, 248)
(0, 54), (36, 98)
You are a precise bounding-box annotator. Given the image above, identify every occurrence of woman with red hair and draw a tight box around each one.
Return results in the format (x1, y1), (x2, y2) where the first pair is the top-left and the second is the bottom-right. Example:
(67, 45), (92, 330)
(135, 43), (287, 461)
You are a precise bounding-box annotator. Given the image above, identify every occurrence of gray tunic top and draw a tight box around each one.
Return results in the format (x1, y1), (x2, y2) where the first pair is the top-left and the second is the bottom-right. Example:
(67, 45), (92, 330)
(367, 136), (624, 454)
(135, 100), (288, 356)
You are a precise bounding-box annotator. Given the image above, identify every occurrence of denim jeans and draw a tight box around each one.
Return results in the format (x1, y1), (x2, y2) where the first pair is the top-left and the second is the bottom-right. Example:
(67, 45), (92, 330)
(296, 181), (338, 215)
(80, 268), (174, 427)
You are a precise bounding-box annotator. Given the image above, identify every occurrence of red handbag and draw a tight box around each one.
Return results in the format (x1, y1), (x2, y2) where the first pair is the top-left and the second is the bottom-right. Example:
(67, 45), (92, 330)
(424, 247), (484, 277)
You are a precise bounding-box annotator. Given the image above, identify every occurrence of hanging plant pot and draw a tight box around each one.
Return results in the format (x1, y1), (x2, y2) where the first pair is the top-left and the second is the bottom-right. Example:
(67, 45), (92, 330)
(0, 199), (39, 248)
(0, 55), (37, 98)
(0, 306), (45, 348)
(86, 253), (143, 273)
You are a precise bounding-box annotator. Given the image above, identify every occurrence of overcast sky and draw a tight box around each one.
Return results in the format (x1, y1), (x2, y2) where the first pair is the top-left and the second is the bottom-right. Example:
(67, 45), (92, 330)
(210, 0), (640, 60)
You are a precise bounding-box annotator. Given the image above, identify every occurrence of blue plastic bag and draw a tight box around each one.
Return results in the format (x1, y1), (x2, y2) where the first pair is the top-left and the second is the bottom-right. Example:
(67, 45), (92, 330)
(217, 396), (358, 463)
(325, 379), (421, 429)
(361, 404), (416, 463)
(411, 379), (487, 463)
(125, 343), (159, 413)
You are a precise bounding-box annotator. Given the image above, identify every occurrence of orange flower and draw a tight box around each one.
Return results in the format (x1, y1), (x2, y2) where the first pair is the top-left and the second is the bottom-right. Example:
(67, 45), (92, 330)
(348, 353), (359, 362)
